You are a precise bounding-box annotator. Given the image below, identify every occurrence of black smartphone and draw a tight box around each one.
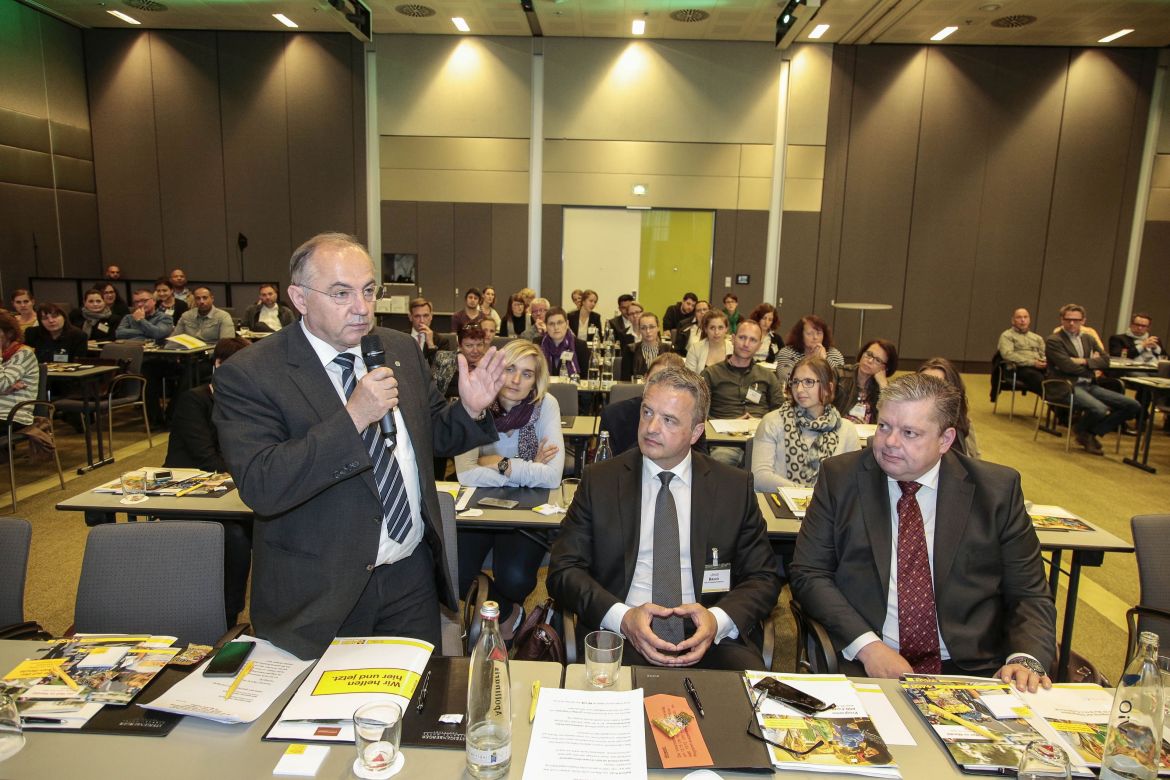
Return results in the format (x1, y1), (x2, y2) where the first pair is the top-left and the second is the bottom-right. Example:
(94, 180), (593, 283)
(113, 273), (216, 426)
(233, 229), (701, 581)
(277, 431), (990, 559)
(477, 497), (519, 509)
(203, 641), (255, 677)
(752, 676), (834, 715)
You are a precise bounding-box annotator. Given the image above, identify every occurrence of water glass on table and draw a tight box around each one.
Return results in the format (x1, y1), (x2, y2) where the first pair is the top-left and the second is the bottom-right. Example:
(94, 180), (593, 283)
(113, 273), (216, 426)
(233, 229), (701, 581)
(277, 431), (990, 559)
(585, 630), (623, 689)
(559, 478), (580, 510)
(353, 701), (403, 778)
(0, 693), (24, 762)
(119, 470), (147, 504)
(1017, 740), (1071, 780)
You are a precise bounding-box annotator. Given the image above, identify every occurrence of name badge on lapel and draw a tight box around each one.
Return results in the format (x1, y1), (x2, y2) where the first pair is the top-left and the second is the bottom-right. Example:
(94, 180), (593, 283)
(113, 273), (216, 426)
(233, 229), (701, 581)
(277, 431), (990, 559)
(745, 386), (762, 405)
(701, 547), (731, 594)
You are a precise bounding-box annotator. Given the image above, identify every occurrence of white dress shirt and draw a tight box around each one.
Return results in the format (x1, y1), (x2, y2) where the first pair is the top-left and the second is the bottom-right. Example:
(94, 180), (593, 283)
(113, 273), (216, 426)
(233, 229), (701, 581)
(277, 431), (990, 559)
(258, 304), (283, 332)
(301, 322), (423, 567)
(600, 451), (737, 643)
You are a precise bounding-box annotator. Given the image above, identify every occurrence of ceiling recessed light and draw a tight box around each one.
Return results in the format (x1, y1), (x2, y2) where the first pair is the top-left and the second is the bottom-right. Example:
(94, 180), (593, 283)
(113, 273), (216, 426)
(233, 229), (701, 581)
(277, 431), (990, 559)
(808, 24), (829, 39)
(1098, 28), (1134, 43)
(272, 13), (298, 28)
(632, 18), (645, 35)
(107, 9), (141, 24)
(930, 26), (958, 41)
(452, 16), (470, 32)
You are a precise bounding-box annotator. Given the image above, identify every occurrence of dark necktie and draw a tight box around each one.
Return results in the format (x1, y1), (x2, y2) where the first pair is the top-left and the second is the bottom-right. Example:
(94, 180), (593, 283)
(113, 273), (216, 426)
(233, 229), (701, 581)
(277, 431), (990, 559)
(651, 471), (684, 644)
(896, 480), (941, 673)
(333, 354), (413, 543)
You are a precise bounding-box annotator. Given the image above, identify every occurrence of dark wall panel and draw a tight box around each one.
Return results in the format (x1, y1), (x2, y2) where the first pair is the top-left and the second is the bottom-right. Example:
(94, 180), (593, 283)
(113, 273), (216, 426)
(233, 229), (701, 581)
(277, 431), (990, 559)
(490, 204), (527, 306)
(287, 35), (358, 245)
(382, 201), (418, 252)
(453, 203), (491, 304)
(40, 12), (89, 133)
(900, 48), (992, 359)
(814, 46), (856, 325)
(416, 202), (453, 311)
(1134, 221), (1170, 347)
(351, 40), (367, 244)
(712, 209), (737, 304)
(0, 183), (59, 281)
(86, 31), (165, 273)
(58, 190), (102, 276)
(777, 210), (820, 326)
(962, 48), (1067, 359)
(219, 32), (292, 286)
(152, 31), (228, 277)
(541, 204), (563, 301)
(730, 210), (768, 311)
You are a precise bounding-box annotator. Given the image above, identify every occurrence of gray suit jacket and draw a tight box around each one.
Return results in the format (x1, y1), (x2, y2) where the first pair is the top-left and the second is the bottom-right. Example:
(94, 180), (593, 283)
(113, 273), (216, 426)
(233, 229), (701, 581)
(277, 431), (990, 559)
(213, 324), (496, 659)
(547, 448), (780, 639)
(790, 448), (1056, 672)
(1044, 330), (1108, 403)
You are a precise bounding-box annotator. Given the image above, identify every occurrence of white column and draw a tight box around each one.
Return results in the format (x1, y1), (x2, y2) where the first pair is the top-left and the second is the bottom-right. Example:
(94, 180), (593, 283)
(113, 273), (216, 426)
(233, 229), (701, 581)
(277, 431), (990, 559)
(763, 56), (791, 307)
(527, 43), (545, 294)
(365, 47), (382, 274)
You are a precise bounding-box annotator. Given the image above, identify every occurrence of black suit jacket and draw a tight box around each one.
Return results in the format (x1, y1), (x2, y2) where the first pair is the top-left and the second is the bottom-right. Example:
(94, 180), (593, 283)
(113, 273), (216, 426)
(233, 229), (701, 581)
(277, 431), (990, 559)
(164, 384), (225, 472)
(547, 448), (780, 639)
(1044, 330), (1108, 403)
(790, 449), (1056, 672)
(213, 324), (497, 658)
(600, 397), (709, 457)
(566, 310), (602, 339)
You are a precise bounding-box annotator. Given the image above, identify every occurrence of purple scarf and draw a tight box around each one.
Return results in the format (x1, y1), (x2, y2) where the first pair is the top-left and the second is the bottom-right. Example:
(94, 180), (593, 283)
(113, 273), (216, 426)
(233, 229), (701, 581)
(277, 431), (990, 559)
(540, 332), (580, 377)
(490, 393), (542, 460)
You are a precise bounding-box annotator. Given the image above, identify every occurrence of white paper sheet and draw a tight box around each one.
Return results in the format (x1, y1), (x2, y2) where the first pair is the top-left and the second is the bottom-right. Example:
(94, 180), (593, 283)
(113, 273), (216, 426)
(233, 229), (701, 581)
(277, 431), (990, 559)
(709, 418), (761, 435)
(522, 687), (647, 780)
(853, 683), (916, 746)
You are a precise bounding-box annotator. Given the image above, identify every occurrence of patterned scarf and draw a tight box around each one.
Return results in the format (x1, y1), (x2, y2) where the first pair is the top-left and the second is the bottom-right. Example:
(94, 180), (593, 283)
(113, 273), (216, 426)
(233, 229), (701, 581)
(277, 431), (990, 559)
(490, 393), (542, 460)
(540, 331), (580, 377)
(779, 401), (842, 486)
(80, 306), (111, 337)
(640, 341), (660, 366)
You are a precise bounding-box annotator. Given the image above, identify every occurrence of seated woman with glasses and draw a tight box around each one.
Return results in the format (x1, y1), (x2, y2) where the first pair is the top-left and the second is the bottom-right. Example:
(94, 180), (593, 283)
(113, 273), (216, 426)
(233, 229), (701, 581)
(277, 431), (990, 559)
(833, 338), (899, 424)
(774, 315), (845, 386)
(917, 357), (981, 459)
(752, 356), (860, 492)
(455, 339), (564, 640)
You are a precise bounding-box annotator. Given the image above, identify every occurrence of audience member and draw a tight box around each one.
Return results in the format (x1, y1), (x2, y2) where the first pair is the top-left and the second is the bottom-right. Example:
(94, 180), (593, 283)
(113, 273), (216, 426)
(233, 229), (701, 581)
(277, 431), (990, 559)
(243, 283), (295, 333)
(629, 312), (665, 378)
(116, 288), (174, 340)
(539, 307), (588, 378)
(169, 268), (192, 305)
(518, 287), (536, 306)
(753, 356), (860, 492)
(775, 314), (845, 386)
(567, 288), (602, 343)
(407, 297), (449, 361)
(164, 337), (253, 624)
(997, 308), (1046, 396)
(8, 290), (37, 332)
(100, 282), (128, 319)
(154, 278), (189, 322)
(791, 374), (1055, 688)
(1045, 303), (1140, 455)
(918, 357), (980, 459)
(662, 292), (698, 333)
(456, 340), (564, 639)
(834, 339), (897, 424)
(747, 303), (780, 362)
(501, 294), (531, 338)
(1109, 312), (1162, 363)
(520, 297), (550, 340)
(683, 310), (731, 373)
(569, 289), (583, 309)
(174, 287), (236, 342)
(618, 301), (645, 354)
(451, 287), (484, 332)
(0, 311), (39, 427)
(70, 288), (118, 341)
(608, 293), (636, 340)
(103, 265), (121, 280)
(479, 316), (499, 342)
(701, 319), (783, 467)
(25, 303), (87, 363)
(601, 353), (708, 456)
(721, 293), (741, 333)
(675, 300), (710, 357)
(548, 366), (781, 669)
(434, 324), (488, 399)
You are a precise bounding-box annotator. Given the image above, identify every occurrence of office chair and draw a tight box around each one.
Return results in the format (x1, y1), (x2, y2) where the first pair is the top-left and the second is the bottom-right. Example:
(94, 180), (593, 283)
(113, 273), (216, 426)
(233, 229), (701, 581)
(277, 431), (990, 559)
(1126, 514), (1170, 667)
(0, 517), (49, 639)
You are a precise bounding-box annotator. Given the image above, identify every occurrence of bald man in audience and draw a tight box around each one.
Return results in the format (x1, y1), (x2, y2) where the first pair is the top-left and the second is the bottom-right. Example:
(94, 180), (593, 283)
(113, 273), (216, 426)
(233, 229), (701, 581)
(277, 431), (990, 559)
(997, 308), (1046, 396)
(174, 287), (236, 342)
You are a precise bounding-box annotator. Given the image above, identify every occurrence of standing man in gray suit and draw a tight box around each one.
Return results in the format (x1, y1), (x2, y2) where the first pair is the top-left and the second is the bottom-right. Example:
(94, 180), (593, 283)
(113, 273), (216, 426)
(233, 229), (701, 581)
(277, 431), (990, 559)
(790, 373), (1055, 691)
(214, 233), (505, 660)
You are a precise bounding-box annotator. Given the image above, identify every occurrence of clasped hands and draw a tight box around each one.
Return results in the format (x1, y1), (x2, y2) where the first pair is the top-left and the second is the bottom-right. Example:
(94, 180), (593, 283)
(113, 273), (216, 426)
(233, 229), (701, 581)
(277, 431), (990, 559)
(856, 641), (1051, 692)
(619, 602), (717, 667)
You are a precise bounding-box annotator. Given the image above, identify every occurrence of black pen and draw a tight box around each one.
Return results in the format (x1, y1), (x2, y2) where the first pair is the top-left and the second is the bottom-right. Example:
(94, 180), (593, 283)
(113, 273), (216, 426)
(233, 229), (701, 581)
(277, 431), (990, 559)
(684, 676), (705, 717)
(416, 669), (432, 713)
(21, 717), (65, 725)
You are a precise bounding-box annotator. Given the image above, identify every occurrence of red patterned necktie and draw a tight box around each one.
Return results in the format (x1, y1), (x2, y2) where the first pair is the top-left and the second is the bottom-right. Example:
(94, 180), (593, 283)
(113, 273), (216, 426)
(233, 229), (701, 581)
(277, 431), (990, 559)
(896, 480), (942, 674)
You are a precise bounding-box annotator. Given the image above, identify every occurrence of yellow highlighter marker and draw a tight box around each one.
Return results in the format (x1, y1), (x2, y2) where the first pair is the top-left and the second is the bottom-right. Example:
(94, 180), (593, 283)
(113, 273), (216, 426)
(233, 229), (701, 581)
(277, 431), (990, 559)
(224, 660), (254, 701)
(926, 702), (1001, 741)
(529, 681), (540, 723)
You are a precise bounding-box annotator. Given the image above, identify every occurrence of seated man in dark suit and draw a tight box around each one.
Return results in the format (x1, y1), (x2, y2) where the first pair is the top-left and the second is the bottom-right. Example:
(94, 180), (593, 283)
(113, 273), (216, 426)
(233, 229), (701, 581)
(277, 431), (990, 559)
(549, 366), (780, 670)
(600, 353), (708, 456)
(164, 336), (253, 625)
(790, 373), (1056, 691)
(242, 283), (295, 333)
(1108, 312), (1162, 364)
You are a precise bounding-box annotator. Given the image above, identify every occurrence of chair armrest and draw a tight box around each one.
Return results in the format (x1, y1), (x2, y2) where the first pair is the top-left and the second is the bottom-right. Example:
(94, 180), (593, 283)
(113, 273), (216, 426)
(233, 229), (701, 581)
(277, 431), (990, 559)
(761, 611), (776, 672)
(0, 621), (52, 641)
(462, 573), (492, 652)
(1126, 605), (1170, 666)
(789, 599), (838, 674)
(107, 373), (146, 402)
(562, 610), (578, 665)
(5, 398), (56, 425)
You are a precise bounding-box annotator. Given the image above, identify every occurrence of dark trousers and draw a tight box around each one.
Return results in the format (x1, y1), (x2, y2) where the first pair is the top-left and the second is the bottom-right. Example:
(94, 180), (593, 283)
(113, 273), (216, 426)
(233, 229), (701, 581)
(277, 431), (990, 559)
(457, 528), (548, 616)
(222, 518), (253, 626)
(338, 542), (441, 647)
(1012, 366), (1045, 397)
(836, 655), (998, 677)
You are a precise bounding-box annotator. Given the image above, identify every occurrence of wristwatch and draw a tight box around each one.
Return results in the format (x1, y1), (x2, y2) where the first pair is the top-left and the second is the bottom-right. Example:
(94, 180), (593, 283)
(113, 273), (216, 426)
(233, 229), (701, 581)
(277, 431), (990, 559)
(497, 458), (510, 476)
(1006, 655), (1047, 677)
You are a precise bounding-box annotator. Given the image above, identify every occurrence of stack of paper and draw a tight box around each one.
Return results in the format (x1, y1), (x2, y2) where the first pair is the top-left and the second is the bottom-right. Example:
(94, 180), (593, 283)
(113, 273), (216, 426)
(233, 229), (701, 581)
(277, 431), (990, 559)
(1026, 505), (1093, 533)
(778, 486), (815, 518)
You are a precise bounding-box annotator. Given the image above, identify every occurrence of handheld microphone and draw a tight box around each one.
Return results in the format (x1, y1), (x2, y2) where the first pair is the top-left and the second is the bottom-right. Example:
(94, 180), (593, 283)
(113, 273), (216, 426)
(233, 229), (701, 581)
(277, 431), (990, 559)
(360, 334), (397, 441)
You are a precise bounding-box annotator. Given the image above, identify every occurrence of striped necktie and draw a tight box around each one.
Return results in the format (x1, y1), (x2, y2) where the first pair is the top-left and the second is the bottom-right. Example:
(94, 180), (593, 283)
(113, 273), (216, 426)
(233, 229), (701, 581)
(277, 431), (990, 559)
(333, 353), (413, 542)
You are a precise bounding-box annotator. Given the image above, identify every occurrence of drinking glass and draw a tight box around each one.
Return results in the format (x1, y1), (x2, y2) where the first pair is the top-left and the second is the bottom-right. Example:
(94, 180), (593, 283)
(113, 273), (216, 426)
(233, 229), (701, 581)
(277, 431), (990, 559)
(585, 630), (623, 689)
(559, 478), (581, 510)
(1017, 740), (1072, 780)
(0, 693), (24, 762)
(119, 470), (147, 504)
(353, 701), (403, 777)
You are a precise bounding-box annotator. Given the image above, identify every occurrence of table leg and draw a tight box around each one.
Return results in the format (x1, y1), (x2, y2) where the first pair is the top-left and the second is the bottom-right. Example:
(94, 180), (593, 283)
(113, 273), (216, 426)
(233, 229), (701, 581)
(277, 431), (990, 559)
(76, 376), (114, 475)
(1047, 549), (1062, 598)
(1057, 553), (1083, 682)
(1123, 386), (1157, 474)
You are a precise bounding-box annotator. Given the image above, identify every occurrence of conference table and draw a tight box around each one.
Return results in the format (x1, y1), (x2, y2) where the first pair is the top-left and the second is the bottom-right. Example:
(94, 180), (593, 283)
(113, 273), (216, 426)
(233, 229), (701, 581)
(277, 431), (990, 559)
(1120, 374), (1170, 474)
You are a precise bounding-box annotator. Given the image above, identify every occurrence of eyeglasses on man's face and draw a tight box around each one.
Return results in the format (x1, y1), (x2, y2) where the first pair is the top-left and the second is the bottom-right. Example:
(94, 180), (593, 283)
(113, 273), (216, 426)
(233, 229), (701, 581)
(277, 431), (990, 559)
(1061, 316), (1084, 324)
(789, 377), (820, 389)
(300, 284), (385, 306)
(862, 350), (887, 367)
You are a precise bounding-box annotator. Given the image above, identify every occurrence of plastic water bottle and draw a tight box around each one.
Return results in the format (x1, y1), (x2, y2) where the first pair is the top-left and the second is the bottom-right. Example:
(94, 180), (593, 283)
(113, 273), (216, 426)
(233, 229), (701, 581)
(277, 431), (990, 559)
(587, 349), (601, 389)
(466, 601), (511, 779)
(593, 431), (612, 464)
(1100, 631), (1163, 780)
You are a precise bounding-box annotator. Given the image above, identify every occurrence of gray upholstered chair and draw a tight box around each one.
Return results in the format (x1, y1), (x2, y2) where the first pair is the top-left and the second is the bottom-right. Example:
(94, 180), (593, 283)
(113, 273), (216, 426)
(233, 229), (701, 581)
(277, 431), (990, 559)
(607, 382), (644, 406)
(55, 342), (152, 453)
(1126, 514), (1170, 666)
(545, 382), (578, 416)
(0, 517), (48, 639)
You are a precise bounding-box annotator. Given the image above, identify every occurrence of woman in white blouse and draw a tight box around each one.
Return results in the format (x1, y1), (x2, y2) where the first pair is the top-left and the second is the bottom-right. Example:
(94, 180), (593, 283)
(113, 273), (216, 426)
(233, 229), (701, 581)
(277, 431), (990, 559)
(752, 355), (859, 492)
(455, 339), (564, 637)
(683, 310), (733, 373)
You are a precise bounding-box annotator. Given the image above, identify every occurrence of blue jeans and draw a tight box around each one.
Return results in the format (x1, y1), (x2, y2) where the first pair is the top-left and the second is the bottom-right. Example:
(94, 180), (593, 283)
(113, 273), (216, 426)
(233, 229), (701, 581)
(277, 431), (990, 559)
(1072, 383), (1141, 436)
(709, 446), (744, 467)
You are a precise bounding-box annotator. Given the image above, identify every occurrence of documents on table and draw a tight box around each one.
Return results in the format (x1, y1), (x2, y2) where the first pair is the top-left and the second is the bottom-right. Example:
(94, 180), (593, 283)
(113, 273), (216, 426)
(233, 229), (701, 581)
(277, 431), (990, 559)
(742, 671), (899, 777)
(855, 424), (878, 443)
(709, 418), (761, 436)
(1026, 504), (1093, 533)
(523, 687), (647, 780)
(777, 486), (814, 518)
(851, 683), (916, 746)
(140, 637), (312, 724)
(265, 636), (433, 743)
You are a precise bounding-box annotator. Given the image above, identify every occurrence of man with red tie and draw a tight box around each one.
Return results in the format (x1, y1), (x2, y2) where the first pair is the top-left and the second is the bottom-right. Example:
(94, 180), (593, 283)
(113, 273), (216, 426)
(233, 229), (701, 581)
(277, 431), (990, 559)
(790, 373), (1055, 692)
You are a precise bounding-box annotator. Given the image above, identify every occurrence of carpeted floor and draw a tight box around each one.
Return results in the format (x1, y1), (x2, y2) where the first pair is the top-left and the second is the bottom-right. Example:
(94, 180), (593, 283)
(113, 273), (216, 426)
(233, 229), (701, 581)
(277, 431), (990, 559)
(3, 372), (1167, 679)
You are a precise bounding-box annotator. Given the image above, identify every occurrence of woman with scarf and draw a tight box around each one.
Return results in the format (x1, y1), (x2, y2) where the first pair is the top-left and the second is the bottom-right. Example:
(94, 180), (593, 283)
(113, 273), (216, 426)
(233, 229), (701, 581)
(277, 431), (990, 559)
(69, 288), (119, 341)
(455, 339), (565, 639)
(752, 355), (860, 492)
(539, 307), (588, 378)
